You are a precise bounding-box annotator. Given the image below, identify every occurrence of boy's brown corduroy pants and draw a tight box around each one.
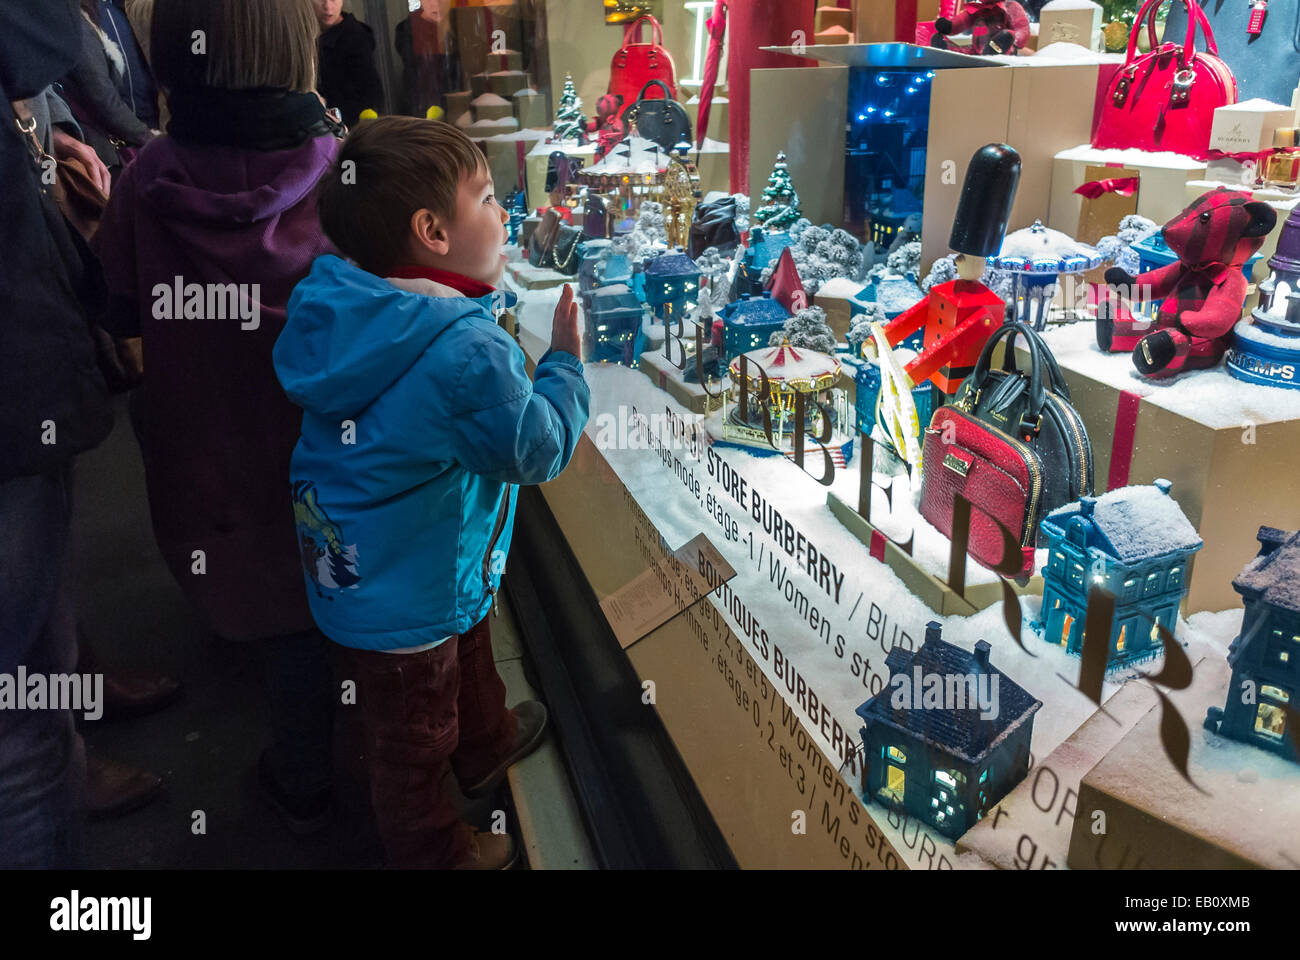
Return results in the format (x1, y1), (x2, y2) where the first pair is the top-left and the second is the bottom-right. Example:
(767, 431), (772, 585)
(346, 616), (518, 869)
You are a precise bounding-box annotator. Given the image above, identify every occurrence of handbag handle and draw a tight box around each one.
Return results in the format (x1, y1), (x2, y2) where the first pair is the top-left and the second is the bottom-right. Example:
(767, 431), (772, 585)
(635, 79), (676, 103)
(970, 321), (1048, 429)
(999, 323), (1072, 400)
(623, 14), (665, 48)
(1124, 0), (1217, 70)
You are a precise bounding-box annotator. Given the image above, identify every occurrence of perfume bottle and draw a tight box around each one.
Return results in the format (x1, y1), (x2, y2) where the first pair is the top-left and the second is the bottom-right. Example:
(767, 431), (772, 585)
(1264, 128), (1300, 191)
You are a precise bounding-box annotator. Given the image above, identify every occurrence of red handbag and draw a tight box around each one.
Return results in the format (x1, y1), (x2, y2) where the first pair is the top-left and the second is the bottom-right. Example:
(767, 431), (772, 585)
(1092, 0), (1236, 161)
(608, 15), (677, 122)
(920, 406), (1045, 581)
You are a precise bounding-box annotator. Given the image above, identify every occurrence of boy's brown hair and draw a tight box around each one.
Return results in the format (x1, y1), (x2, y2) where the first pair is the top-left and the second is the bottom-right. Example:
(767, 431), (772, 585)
(151, 0), (319, 92)
(317, 117), (489, 276)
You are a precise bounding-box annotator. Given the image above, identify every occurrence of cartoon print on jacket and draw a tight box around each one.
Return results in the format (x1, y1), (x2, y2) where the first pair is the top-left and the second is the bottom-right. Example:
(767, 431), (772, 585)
(292, 479), (361, 597)
(1101, 187), (1278, 379)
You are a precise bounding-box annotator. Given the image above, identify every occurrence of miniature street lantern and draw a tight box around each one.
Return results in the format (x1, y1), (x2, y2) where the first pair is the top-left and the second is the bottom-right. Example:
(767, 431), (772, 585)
(870, 143), (1022, 395)
(1036, 480), (1203, 668)
(1205, 526), (1300, 762)
(643, 250), (701, 325)
(720, 339), (853, 464)
(1228, 205), (1300, 390)
(990, 220), (1103, 331)
(856, 621), (1042, 841)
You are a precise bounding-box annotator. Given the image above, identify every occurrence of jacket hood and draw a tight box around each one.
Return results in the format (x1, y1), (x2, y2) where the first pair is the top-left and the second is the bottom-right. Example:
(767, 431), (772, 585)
(135, 134), (337, 226)
(275, 255), (508, 420)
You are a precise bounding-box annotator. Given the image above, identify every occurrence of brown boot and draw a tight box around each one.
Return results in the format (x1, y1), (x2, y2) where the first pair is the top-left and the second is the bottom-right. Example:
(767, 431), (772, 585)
(86, 747), (164, 821)
(452, 828), (518, 870)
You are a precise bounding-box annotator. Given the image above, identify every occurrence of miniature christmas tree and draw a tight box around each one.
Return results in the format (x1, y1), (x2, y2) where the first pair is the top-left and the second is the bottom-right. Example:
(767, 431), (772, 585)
(1094, 214), (1159, 276)
(552, 74), (586, 142)
(847, 303), (886, 355)
(694, 246), (733, 308)
(769, 305), (837, 354)
(753, 151), (803, 232)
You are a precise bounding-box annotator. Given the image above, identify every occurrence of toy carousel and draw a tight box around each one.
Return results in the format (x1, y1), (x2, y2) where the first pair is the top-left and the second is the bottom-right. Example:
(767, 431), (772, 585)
(710, 338), (854, 466)
(577, 136), (698, 235)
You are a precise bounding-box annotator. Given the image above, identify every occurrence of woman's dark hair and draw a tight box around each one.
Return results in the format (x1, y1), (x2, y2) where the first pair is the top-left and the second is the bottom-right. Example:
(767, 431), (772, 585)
(151, 0), (319, 92)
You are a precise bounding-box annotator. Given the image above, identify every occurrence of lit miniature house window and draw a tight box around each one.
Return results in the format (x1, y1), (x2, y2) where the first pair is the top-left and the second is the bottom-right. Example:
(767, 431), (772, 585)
(1256, 702), (1287, 741)
(979, 768), (990, 783)
(1060, 613), (1074, 647)
(1168, 566), (1182, 588)
(887, 745), (906, 763)
(1116, 624), (1126, 653)
(1145, 572), (1161, 596)
(1123, 578), (1137, 601)
(1149, 616), (1161, 643)
(1262, 685), (1291, 703)
(1069, 563), (1085, 589)
(934, 770), (959, 789)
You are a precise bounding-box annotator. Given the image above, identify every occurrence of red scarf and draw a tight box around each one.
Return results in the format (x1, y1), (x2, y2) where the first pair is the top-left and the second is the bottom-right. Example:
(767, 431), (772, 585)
(388, 265), (495, 298)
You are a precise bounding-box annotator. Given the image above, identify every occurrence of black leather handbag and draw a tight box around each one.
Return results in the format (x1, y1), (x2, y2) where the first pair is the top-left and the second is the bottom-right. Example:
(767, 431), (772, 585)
(951, 321), (1094, 514)
(627, 80), (691, 153)
(688, 195), (741, 259)
(528, 209), (585, 275)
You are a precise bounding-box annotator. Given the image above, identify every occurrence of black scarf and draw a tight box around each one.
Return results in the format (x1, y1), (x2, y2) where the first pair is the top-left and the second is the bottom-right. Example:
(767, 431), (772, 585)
(166, 86), (336, 151)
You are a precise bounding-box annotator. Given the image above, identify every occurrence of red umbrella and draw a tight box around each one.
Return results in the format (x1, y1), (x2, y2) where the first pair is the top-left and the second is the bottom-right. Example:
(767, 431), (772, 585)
(696, 0), (729, 153)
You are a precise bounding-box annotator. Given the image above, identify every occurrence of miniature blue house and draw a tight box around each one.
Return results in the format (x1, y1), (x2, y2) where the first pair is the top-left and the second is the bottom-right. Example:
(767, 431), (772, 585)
(642, 251), (701, 324)
(720, 292), (790, 361)
(1037, 480), (1202, 668)
(586, 284), (646, 366)
(856, 621), (1041, 841)
(1205, 526), (1300, 761)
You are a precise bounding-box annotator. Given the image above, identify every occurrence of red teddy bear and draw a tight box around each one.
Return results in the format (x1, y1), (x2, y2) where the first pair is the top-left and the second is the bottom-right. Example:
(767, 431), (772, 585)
(589, 93), (628, 161)
(1100, 188), (1277, 378)
(931, 0), (1031, 55)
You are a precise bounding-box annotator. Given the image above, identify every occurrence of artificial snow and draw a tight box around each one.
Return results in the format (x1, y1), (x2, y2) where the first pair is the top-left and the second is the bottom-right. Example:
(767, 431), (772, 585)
(997, 224), (1100, 262)
(471, 92), (510, 106)
(1048, 482), (1202, 562)
(1042, 0), (1099, 9)
(514, 87), (538, 97)
(1037, 321), (1300, 428)
(1056, 142), (1205, 170)
(816, 276), (867, 299)
(1234, 317), (1300, 349)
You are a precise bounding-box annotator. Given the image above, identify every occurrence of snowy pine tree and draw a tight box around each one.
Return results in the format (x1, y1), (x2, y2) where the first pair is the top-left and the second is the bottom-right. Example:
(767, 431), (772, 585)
(847, 304), (886, 355)
(753, 151), (803, 231)
(553, 74), (586, 142)
(770, 306), (837, 354)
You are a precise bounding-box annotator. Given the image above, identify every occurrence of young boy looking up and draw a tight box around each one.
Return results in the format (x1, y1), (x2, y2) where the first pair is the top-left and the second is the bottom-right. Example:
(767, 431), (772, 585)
(273, 117), (589, 870)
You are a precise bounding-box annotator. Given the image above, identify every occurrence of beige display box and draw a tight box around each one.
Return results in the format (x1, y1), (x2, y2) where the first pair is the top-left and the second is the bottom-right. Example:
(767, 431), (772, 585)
(1038, 0), (1102, 51)
(685, 94), (729, 144)
(1048, 144), (1206, 242)
(853, 0), (943, 42)
(748, 66), (849, 229)
(922, 61), (1104, 270)
(1069, 657), (1300, 869)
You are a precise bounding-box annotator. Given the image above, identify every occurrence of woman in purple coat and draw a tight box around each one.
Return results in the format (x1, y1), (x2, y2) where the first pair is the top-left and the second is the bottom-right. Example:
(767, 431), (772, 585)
(94, 0), (341, 834)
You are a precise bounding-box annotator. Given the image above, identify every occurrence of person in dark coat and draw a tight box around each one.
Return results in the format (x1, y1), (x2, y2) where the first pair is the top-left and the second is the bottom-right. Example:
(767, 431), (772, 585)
(0, 0), (114, 868)
(312, 0), (384, 126)
(93, 0), (342, 835)
(59, 0), (155, 171)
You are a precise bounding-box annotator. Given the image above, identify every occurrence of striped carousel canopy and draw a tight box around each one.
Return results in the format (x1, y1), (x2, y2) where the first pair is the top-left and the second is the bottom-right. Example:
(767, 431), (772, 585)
(729, 338), (841, 393)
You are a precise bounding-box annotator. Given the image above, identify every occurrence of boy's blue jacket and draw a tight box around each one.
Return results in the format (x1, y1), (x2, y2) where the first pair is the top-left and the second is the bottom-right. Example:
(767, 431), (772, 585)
(273, 255), (590, 650)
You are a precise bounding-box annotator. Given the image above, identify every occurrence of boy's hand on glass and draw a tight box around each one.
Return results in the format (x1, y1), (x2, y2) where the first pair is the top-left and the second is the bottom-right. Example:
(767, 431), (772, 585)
(550, 283), (581, 359)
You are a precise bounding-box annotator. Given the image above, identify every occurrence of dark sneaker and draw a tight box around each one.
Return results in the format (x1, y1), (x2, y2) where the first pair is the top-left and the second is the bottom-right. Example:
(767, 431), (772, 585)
(461, 700), (548, 799)
(452, 828), (518, 870)
(1133, 330), (1179, 376)
(256, 750), (333, 836)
